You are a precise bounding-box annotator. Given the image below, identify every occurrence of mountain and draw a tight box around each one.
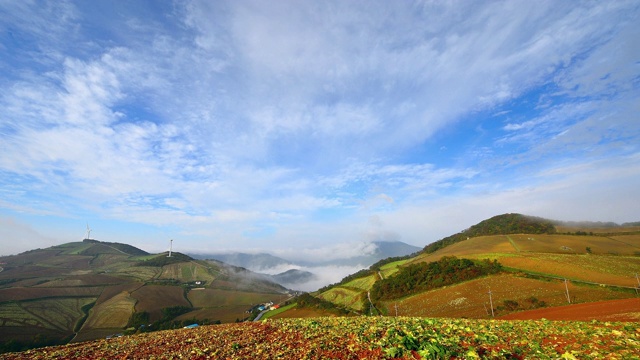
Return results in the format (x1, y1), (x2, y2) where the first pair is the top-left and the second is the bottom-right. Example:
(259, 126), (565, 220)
(0, 239), (289, 353)
(301, 240), (421, 268)
(271, 269), (317, 285)
(193, 241), (421, 270)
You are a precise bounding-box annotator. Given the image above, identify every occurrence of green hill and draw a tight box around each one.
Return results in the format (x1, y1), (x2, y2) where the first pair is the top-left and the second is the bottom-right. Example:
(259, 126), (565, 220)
(422, 213), (556, 254)
(307, 214), (640, 318)
(0, 240), (289, 353)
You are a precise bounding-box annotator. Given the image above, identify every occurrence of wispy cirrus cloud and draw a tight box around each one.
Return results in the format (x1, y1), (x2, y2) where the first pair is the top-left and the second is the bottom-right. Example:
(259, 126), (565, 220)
(0, 0), (638, 263)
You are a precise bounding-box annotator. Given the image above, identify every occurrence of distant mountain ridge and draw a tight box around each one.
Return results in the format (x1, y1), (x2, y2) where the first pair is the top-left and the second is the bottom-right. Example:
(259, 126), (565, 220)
(191, 252), (293, 271)
(311, 240), (422, 267)
(190, 240), (421, 290)
(192, 240), (421, 269)
(272, 269), (317, 285)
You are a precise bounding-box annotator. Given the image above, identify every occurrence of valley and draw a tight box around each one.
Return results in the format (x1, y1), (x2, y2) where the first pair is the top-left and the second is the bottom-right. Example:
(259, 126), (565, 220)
(0, 240), (289, 352)
(1, 213), (639, 357)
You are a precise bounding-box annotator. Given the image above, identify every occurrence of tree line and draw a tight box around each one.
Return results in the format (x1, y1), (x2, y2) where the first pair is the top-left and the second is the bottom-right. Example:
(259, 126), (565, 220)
(370, 256), (502, 302)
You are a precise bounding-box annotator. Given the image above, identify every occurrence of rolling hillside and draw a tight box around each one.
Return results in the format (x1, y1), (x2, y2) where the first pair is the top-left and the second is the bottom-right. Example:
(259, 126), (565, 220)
(306, 214), (640, 319)
(0, 240), (289, 353)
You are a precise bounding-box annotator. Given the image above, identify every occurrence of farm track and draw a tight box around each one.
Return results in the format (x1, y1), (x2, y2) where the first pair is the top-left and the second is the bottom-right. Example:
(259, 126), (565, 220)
(605, 235), (640, 249)
(505, 235), (520, 252)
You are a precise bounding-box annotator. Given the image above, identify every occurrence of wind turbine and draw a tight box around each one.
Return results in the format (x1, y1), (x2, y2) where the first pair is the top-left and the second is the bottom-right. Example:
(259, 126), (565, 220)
(167, 239), (173, 257)
(85, 223), (92, 240)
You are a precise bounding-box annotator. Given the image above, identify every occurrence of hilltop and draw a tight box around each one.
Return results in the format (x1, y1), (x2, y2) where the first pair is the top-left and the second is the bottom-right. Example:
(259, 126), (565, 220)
(0, 239), (289, 353)
(422, 213), (556, 254)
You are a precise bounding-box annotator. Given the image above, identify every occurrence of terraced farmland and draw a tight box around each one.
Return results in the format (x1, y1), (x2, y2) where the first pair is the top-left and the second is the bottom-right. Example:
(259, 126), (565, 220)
(343, 274), (377, 290)
(317, 286), (365, 311)
(81, 291), (135, 330)
(0, 297), (95, 343)
(386, 273), (637, 319)
(380, 259), (407, 278)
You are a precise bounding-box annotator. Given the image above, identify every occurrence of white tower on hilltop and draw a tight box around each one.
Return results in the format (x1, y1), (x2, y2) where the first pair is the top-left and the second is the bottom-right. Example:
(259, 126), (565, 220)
(167, 239), (173, 257)
(85, 223), (92, 240)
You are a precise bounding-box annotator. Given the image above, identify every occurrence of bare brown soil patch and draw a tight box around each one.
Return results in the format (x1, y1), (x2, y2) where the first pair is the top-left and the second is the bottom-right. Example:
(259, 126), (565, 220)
(500, 298), (640, 322)
(175, 305), (249, 323)
(131, 285), (190, 321)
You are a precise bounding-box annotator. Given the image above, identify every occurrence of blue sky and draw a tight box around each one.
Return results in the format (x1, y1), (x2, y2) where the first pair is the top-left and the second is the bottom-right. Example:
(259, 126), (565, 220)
(1, 0), (639, 260)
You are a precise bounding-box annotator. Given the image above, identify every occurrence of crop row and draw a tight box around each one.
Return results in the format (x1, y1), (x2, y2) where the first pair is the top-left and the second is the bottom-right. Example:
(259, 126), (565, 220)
(3, 316), (638, 359)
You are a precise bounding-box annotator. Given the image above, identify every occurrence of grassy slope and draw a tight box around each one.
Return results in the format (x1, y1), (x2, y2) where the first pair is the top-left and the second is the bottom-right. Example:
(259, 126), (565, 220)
(0, 241), (289, 349)
(305, 220), (640, 318)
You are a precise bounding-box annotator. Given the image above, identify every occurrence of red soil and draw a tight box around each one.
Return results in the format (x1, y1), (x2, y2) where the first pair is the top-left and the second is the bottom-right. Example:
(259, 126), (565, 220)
(499, 298), (640, 322)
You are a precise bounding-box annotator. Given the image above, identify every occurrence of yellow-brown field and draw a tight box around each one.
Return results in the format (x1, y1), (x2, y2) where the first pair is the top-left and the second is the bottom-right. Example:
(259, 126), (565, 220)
(81, 291), (135, 329)
(386, 273), (636, 319)
(508, 234), (640, 254)
(187, 288), (286, 308)
(492, 253), (640, 287)
(556, 225), (640, 234)
(406, 235), (518, 265)
(609, 234), (640, 248)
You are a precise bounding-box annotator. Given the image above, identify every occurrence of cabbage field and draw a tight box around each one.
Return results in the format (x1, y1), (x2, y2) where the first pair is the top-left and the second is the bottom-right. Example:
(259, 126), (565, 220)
(2, 316), (638, 359)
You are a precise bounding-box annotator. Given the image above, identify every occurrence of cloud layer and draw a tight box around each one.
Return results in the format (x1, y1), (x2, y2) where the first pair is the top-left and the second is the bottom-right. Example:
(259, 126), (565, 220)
(1, 1), (639, 258)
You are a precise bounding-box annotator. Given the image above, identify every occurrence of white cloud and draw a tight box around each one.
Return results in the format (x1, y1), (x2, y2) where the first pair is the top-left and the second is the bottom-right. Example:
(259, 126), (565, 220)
(0, 0), (638, 270)
(0, 217), (66, 256)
